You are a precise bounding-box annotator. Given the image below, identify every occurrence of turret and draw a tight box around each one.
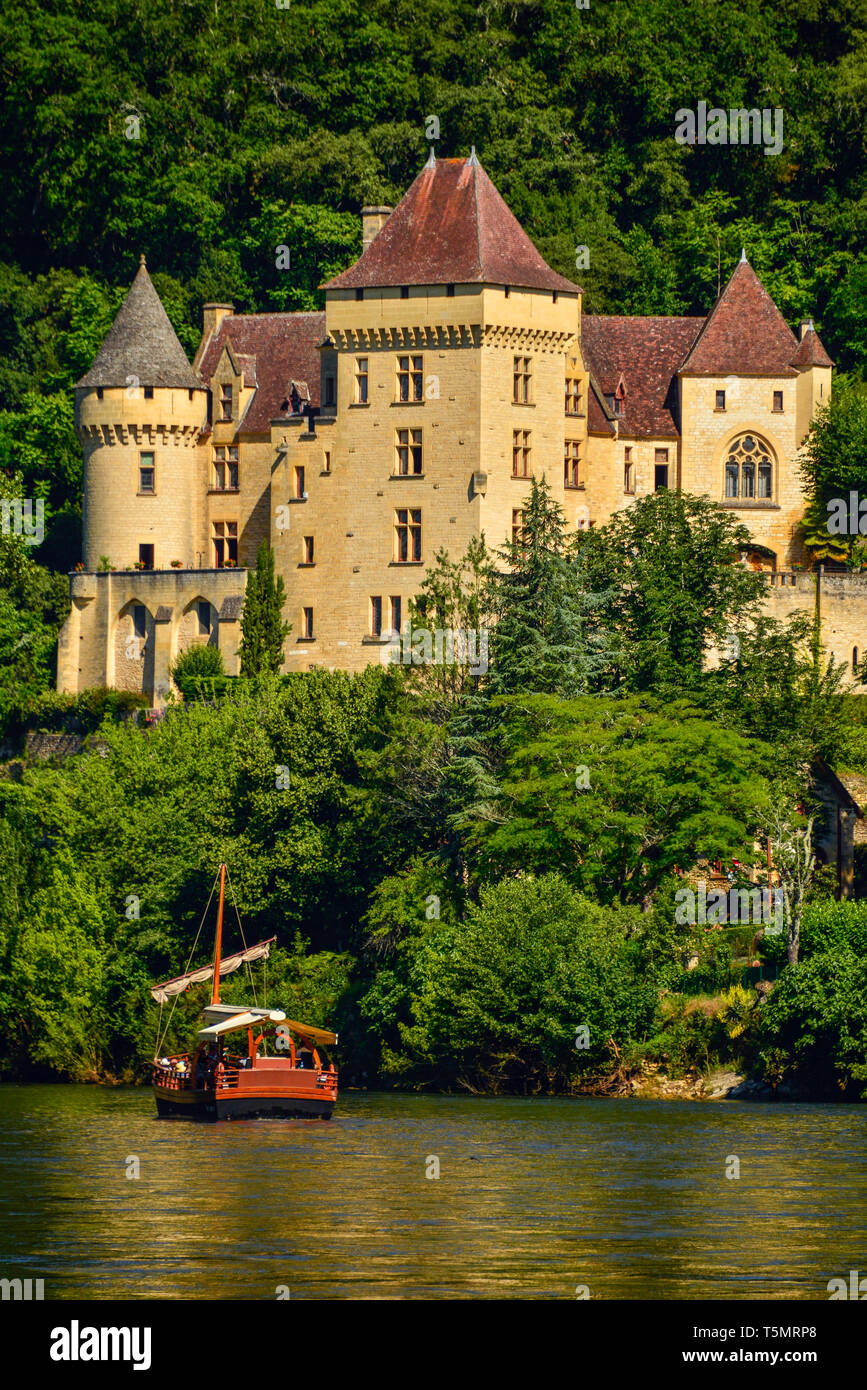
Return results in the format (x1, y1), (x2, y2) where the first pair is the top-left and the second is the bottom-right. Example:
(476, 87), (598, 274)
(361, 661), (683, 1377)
(75, 256), (208, 572)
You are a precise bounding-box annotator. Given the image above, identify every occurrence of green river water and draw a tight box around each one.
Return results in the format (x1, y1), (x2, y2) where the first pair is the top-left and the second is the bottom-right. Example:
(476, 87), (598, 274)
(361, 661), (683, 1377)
(0, 1085), (864, 1300)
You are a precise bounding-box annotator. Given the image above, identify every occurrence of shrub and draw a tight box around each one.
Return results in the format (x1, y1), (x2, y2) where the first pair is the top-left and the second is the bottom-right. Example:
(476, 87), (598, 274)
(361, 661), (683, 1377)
(170, 643), (224, 683)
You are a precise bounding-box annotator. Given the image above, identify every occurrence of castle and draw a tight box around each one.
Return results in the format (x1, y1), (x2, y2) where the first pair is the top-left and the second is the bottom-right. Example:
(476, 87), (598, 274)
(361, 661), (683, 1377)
(58, 150), (844, 704)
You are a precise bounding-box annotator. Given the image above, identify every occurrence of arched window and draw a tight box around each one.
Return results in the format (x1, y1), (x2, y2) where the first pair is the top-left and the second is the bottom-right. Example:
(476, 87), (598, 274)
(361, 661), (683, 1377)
(724, 434), (773, 500)
(853, 647), (859, 673)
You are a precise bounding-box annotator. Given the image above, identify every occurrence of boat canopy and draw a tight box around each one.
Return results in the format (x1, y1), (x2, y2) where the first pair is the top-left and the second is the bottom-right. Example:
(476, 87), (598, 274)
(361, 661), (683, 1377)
(197, 1009), (286, 1043)
(195, 1011), (339, 1047)
(150, 937), (276, 1004)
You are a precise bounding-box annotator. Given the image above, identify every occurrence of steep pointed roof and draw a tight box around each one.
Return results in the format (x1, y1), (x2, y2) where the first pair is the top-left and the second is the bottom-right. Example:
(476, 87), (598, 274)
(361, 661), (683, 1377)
(679, 259), (799, 376)
(76, 258), (202, 391)
(791, 323), (834, 368)
(323, 155), (579, 294)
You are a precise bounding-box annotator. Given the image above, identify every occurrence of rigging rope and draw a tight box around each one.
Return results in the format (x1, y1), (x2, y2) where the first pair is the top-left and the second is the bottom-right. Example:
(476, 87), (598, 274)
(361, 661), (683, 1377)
(154, 872), (218, 1058)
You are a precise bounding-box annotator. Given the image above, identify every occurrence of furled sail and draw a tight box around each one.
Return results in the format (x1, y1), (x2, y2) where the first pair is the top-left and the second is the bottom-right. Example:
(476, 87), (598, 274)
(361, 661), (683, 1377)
(150, 937), (276, 1005)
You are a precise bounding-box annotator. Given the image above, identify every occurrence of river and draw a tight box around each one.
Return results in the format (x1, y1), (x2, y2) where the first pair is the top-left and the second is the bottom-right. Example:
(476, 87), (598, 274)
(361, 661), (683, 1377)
(0, 1085), (864, 1300)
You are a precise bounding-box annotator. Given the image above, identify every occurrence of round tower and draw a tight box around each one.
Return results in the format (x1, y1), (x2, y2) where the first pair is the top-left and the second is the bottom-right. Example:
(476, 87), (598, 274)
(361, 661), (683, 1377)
(75, 256), (207, 572)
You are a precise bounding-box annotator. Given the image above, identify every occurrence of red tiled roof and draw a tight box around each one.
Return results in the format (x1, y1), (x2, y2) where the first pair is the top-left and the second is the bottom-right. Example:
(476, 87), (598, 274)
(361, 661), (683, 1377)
(324, 154), (580, 295)
(791, 325), (834, 368)
(582, 316), (704, 437)
(197, 312), (325, 432)
(680, 260), (799, 376)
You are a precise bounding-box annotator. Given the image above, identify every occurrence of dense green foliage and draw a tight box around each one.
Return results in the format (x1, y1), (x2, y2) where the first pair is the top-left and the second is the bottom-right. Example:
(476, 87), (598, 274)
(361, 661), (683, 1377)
(2, 487), (866, 1096)
(2, 1), (867, 1095)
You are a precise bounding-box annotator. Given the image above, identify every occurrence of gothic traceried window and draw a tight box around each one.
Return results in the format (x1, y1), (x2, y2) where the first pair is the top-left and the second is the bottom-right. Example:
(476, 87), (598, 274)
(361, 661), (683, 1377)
(724, 434), (773, 500)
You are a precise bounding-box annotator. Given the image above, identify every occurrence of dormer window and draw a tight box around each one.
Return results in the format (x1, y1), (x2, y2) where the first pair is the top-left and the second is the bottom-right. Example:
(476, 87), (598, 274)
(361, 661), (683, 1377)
(220, 383), (233, 422)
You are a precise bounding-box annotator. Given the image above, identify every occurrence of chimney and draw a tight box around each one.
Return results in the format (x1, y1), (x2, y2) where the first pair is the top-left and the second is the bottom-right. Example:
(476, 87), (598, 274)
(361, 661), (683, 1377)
(362, 206), (392, 254)
(202, 303), (233, 340)
(799, 318), (814, 340)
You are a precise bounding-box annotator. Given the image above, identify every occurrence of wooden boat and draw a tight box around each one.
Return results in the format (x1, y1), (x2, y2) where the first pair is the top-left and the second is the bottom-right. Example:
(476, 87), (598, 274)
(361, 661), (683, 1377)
(151, 864), (338, 1120)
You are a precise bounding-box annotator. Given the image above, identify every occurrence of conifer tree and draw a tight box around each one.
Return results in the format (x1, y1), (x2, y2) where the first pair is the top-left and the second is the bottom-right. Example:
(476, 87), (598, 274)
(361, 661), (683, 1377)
(487, 475), (611, 697)
(239, 541), (291, 676)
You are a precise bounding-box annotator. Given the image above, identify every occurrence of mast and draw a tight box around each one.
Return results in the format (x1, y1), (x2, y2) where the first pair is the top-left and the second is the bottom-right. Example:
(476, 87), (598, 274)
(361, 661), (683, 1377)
(211, 863), (226, 1006)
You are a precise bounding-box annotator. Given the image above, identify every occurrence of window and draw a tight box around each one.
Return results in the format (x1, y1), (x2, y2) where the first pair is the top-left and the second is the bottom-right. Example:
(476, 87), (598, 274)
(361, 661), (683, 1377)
(294, 466), (306, 499)
(370, 596), (383, 637)
(446, 284), (455, 297)
(395, 508), (422, 563)
(133, 605), (147, 639)
(504, 286), (511, 298)
(397, 355), (424, 402)
(303, 607), (314, 638)
(213, 521), (238, 567)
(355, 288), (364, 301)
(323, 450), (331, 474)
(220, 383), (233, 421)
(716, 390), (726, 410)
(513, 356), (532, 404)
(564, 440), (581, 488)
(213, 446), (239, 491)
(853, 647), (859, 673)
(396, 428), (423, 475)
(139, 543), (154, 570)
(565, 377), (581, 415)
(511, 509), (524, 551)
(390, 595), (402, 634)
(773, 390), (784, 412)
(324, 377), (335, 407)
(355, 358), (368, 404)
(144, 385), (154, 400)
(552, 292), (558, 304)
(400, 285), (409, 299)
(654, 450), (669, 491)
(613, 388), (624, 417)
(303, 535), (314, 564)
(197, 601), (211, 636)
(624, 446), (635, 494)
(139, 451), (155, 493)
(96, 387), (103, 400)
(512, 429), (531, 477)
(724, 434), (773, 500)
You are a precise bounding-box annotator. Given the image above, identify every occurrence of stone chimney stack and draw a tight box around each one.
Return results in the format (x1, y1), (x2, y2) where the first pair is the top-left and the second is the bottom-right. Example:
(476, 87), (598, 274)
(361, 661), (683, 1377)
(362, 206), (392, 254)
(799, 318), (814, 340)
(202, 303), (234, 340)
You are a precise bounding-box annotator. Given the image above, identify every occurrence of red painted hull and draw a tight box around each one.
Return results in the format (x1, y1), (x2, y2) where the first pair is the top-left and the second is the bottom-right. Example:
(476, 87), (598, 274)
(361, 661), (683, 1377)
(153, 1057), (337, 1121)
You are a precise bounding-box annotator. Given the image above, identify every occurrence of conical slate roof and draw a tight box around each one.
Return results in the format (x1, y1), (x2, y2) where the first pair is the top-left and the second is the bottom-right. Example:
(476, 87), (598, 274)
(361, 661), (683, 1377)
(323, 154), (580, 294)
(791, 323), (834, 368)
(679, 257), (799, 376)
(76, 258), (202, 391)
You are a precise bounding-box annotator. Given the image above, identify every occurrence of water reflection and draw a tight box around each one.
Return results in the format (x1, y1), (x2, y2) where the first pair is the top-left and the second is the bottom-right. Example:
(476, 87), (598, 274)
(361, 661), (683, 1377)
(0, 1087), (863, 1299)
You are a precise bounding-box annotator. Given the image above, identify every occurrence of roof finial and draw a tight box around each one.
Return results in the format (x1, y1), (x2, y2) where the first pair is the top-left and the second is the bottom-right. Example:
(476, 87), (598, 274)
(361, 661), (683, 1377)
(425, 146), (436, 169)
(139, 253), (146, 266)
(467, 146), (479, 166)
(739, 247), (747, 263)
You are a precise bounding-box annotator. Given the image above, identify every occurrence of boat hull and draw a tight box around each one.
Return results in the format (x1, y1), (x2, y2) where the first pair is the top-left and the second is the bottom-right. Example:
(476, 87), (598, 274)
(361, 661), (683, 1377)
(154, 1086), (335, 1121)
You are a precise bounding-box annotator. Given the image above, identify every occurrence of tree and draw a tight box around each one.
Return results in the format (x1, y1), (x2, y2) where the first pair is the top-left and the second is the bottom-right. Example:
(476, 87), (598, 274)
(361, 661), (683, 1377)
(239, 542), (291, 677)
(798, 386), (867, 566)
(585, 491), (765, 693)
(487, 475), (611, 698)
(761, 795), (817, 967)
(380, 873), (658, 1093)
(467, 693), (772, 906)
